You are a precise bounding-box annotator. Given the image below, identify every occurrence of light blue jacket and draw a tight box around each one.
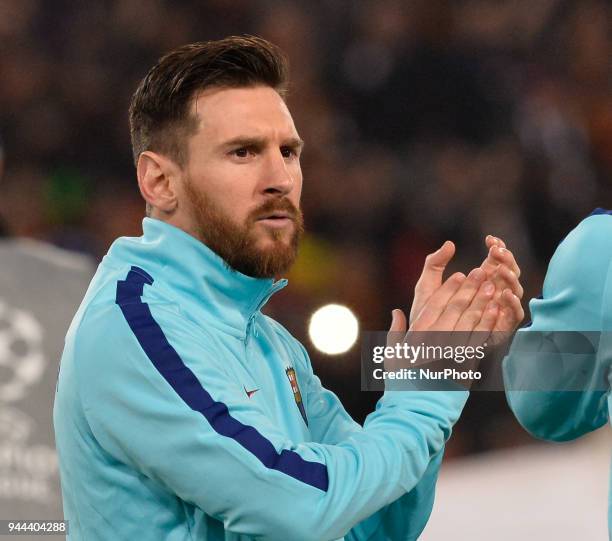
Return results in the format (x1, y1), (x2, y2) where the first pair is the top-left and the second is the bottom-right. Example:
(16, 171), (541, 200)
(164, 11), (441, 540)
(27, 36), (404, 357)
(54, 218), (468, 541)
(504, 212), (612, 534)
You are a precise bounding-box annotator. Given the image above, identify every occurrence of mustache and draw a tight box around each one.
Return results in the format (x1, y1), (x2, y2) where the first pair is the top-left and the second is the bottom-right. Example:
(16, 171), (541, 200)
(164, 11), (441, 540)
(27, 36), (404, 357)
(250, 198), (301, 222)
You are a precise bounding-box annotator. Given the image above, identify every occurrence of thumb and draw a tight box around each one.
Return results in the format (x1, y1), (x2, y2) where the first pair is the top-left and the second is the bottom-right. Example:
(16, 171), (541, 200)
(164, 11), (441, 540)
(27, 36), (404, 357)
(389, 308), (407, 333)
(386, 309), (407, 370)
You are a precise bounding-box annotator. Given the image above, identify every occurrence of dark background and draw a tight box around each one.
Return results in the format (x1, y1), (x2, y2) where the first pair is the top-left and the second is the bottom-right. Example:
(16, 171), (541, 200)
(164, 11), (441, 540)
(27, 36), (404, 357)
(2, 0), (612, 458)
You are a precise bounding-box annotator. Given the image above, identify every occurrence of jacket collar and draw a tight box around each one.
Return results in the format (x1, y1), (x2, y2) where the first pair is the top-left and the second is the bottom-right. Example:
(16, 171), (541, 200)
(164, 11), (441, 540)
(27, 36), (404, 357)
(110, 218), (287, 339)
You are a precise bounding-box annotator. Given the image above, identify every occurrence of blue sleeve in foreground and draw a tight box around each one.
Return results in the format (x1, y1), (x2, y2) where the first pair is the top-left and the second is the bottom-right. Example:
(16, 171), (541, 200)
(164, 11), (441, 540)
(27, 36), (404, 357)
(504, 214), (612, 441)
(297, 342), (450, 540)
(75, 274), (467, 541)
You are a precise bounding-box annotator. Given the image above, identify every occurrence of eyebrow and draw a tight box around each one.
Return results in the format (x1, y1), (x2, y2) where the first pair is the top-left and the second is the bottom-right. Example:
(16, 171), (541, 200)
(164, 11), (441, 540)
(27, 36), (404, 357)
(220, 136), (305, 151)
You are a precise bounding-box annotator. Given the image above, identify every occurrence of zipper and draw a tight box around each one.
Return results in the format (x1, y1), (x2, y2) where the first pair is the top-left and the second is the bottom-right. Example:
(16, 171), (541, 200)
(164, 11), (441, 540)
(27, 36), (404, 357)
(245, 279), (287, 343)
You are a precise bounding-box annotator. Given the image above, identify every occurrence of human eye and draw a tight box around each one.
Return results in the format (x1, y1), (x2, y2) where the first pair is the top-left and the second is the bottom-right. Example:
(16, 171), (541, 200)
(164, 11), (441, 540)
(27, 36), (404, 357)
(280, 146), (298, 159)
(232, 147), (251, 158)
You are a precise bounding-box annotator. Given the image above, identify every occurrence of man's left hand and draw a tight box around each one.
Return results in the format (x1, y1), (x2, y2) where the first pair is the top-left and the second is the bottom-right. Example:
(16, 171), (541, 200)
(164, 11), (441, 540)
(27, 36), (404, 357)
(480, 235), (524, 332)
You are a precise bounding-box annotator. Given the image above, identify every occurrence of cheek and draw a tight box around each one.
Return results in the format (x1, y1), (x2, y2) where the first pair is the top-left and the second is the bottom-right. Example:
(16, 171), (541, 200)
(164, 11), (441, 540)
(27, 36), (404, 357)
(293, 171), (303, 203)
(189, 163), (253, 217)
(289, 162), (303, 194)
(214, 192), (252, 224)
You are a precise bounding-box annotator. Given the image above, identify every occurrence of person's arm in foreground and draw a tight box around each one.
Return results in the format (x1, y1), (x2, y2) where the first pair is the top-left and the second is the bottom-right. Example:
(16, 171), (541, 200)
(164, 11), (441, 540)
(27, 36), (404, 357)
(75, 260), (505, 541)
(504, 213), (612, 442)
(286, 336), (445, 541)
(299, 238), (524, 540)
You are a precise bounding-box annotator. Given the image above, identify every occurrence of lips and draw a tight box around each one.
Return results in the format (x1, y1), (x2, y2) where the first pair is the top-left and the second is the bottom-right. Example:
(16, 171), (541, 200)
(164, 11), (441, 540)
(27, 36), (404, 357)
(251, 199), (300, 226)
(255, 211), (295, 230)
(259, 211), (293, 221)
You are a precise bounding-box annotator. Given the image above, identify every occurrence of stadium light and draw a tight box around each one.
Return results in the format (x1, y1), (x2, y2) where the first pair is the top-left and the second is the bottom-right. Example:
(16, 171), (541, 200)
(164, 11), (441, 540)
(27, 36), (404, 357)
(308, 304), (359, 355)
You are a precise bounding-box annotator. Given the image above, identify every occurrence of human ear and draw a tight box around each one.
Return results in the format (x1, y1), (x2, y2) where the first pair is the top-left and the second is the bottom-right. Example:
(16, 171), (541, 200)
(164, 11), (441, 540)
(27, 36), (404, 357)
(136, 151), (181, 215)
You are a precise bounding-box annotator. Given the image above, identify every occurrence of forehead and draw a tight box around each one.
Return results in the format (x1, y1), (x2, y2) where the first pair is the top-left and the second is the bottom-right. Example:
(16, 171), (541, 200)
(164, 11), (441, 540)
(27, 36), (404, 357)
(190, 85), (298, 141)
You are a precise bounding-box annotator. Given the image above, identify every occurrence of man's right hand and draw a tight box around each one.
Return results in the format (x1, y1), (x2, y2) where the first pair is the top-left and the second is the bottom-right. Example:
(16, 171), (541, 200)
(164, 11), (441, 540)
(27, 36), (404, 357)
(386, 268), (497, 384)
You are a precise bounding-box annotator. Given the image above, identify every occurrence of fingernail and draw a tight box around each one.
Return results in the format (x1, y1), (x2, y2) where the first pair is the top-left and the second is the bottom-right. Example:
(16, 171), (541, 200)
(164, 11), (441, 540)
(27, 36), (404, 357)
(391, 309), (398, 325)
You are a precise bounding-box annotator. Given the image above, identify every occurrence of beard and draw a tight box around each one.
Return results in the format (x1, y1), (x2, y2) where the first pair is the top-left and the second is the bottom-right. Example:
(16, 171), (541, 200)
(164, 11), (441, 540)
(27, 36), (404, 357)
(183, 178), (304, 279)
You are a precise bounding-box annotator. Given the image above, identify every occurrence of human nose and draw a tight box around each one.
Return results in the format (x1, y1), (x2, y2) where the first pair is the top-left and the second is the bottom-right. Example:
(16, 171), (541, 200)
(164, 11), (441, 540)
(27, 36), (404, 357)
(262, 149), (294, 196)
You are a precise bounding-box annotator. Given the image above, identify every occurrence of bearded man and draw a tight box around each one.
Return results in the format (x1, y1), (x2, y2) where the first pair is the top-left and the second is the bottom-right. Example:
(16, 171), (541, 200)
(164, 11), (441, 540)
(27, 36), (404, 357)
(54, 36), (523, 541)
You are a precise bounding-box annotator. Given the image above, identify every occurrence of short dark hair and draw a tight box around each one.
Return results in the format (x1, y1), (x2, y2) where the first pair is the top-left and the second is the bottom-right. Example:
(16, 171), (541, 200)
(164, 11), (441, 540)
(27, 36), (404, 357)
(129, 35), (289, 168)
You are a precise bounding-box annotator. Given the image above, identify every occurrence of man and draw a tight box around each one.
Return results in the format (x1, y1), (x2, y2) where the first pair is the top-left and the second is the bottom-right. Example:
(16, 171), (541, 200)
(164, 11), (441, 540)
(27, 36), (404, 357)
(54, 36), (523, 540)
(0, 136), (94, 538)
(504, 209), (612, 534)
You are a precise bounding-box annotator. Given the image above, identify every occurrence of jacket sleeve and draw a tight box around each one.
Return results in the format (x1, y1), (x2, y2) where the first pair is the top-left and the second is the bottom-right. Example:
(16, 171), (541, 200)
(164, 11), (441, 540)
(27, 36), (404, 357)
(77, 290), (467, 541)
(295, 342), (443, 541)
(503, 214), (612, 442)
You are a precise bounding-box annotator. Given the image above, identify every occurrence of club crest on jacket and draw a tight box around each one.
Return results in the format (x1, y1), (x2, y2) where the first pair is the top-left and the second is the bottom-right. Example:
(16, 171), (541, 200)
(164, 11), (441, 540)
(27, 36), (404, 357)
(285, 367), (308, 426)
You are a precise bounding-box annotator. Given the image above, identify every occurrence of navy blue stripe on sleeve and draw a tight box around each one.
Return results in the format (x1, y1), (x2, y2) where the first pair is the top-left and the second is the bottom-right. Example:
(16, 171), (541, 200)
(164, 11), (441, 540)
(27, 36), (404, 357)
(115, 266), (329, 492)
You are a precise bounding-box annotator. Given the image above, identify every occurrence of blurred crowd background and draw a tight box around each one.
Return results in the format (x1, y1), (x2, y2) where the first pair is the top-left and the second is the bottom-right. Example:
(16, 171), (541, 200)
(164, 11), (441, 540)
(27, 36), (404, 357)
(1, 0), (612, 457)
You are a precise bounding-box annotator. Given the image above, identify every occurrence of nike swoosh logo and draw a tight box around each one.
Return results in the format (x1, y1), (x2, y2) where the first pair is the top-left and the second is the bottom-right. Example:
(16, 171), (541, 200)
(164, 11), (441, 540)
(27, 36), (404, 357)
(244, 386), (259, 398)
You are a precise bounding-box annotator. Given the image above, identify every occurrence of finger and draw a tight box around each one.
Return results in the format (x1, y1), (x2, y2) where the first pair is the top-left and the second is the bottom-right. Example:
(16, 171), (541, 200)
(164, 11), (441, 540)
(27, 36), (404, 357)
(410, 241), (457, 325)
(481, 244), (517, 275)
(494, 289), (524, 332)
(492, 264), (524, 299)
(480, 238), (506, 277)
(474, 300), (499, 333)
(485, 235), (506, 250)
(453, 279), (495, 331)
(488, 245), (520, 278)
(411, 271), (466, 330)
(467, 300), (499, 350)
(429, 268), (487, 330)
(413, 241), (456, 299)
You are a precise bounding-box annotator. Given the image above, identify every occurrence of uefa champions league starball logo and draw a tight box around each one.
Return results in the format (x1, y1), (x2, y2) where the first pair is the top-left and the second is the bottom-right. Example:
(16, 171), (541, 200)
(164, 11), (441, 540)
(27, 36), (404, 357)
(0, 299), (57, 505)
(0, 300), (46, 404)
(0, 406), (34, 444)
